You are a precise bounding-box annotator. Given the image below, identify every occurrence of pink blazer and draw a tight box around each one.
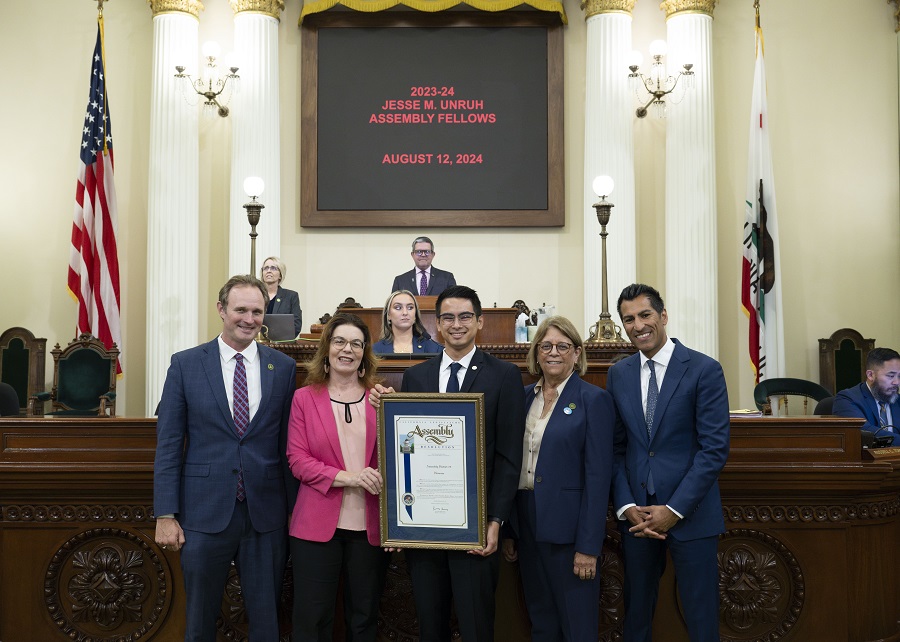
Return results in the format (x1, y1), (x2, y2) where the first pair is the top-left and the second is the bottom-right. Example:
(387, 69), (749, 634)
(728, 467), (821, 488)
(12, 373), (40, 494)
(287, 385), (380, 545)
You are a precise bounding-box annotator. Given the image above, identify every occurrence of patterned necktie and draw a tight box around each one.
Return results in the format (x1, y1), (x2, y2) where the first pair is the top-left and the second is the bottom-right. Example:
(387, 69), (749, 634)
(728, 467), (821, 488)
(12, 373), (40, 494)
(879, 401), (891, 432)
(233, 353), (249, 501)
(447, 362), (462, 393)
(645, 359), (658, 438)
(419, 271), (427, 296)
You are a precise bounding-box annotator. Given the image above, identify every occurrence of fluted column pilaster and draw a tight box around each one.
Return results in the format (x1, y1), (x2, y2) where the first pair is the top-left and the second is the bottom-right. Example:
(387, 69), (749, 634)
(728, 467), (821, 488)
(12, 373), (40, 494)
(663, 2), (718, 356)
(228, 1), (283, 277)
(146, 1), (203, 415)
(582, 0), (636, 337)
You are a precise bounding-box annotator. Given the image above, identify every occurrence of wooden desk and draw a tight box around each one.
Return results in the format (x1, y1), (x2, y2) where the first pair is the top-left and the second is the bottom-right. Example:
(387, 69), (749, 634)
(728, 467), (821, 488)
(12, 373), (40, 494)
(1, 417), (897, 641)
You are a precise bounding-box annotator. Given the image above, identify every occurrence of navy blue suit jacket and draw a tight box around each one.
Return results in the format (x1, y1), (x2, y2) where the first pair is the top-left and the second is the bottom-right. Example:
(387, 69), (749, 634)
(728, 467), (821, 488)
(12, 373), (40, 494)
(153, 339), (297, 534)
(269, 286), (302, 335)
(391, 266), (456, 296)
(520, 374), (614, 556)
(607, 339), (730, 541)
(833, 382), (900, 446)
(401, 348), (525, 523)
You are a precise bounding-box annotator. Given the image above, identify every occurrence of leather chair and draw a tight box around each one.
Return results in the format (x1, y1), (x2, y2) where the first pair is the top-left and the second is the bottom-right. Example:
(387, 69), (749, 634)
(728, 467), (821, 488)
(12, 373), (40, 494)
(819, 328), (874, 395)
(28, 334), (118, 417)
(0, 382), (19, 416)
(0, 327), (47, 415)
(754, 378), (832, 416)
(814, 396), (835, 415)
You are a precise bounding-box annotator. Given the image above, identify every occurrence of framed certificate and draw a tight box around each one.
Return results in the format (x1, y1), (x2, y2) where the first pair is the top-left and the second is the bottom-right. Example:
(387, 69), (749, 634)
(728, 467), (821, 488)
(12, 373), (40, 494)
(377, 393), (486, 549)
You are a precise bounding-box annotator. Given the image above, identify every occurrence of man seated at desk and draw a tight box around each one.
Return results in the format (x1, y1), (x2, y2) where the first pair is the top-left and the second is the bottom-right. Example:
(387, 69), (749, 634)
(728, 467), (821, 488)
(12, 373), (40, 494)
(391, 236), (456, 296)
(834, 347), (900, 446)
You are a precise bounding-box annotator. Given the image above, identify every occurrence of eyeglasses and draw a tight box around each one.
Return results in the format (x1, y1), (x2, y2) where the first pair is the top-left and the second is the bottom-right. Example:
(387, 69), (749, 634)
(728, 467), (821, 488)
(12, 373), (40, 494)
(438, 312), (477, 325)
(413, 250), (433, 256)
(537, 342), (574, 355)
(261, 265), (280, 272)
(331, 337), (365, 351)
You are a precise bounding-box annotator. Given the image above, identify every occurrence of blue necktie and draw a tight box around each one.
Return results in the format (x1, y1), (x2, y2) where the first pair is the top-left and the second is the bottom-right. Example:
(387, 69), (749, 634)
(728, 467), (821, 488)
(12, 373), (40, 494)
(645, 359), (658, 438)
(879, 402), (892, 432)
(447, 362), (462, 393)
(233, 353), (249, 501)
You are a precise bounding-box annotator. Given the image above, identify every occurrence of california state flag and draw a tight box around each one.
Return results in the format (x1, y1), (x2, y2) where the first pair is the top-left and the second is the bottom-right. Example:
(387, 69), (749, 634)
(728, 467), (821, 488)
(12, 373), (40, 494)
(741, 25), (784, 384)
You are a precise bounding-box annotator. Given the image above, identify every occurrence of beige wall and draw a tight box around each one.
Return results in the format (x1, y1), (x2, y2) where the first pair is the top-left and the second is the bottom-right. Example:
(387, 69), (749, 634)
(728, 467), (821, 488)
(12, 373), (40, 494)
(1, 0), (897, 416)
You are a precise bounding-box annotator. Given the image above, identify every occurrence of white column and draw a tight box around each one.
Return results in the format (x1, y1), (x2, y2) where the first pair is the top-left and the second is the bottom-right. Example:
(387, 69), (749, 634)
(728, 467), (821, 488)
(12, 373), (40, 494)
(146, 3), (202, 416)
(229, 2), (283, 277)
(663, 1), (718, 357)
(582, 1), (637, 337)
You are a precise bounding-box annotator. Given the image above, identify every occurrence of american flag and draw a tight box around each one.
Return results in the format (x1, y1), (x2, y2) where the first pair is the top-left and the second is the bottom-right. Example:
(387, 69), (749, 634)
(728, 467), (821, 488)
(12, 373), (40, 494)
(68, 20), (122, 374)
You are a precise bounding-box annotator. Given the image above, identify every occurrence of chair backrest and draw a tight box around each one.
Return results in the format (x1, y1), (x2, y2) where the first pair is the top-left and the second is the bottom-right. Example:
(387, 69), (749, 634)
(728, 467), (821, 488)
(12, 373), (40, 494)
(0, 382), (19, 416)
(819, 328), (874, 395)
(814, 396), (835, 415)
(49, 334), (118, 416)
(0, 327), (47, 414)
(754, 377), (832, 416)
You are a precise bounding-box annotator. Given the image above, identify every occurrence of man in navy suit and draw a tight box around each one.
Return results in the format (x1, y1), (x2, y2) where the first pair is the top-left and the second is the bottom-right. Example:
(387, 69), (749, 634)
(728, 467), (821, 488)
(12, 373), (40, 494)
(607, 283), (730, 642)
(154, 275), (297, 642)
(390, 236), (457, 296)
(373, 285), (524, 641)
(834, 347), (900, 446)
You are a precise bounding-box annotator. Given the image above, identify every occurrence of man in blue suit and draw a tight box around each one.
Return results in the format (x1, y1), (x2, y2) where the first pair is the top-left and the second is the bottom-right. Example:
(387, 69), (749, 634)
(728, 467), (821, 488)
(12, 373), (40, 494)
(833, 347), (900, 446)
(607, 284), (730, 642)
(390, 236), (457, 296)
(154, 275), (297, 642)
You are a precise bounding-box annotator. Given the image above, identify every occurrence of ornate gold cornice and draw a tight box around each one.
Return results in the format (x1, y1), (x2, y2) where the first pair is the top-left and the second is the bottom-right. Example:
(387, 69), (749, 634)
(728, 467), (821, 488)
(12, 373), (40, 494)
(581, 0), (635, 20)
(229, 0), (285, 19)
(660, 0), (717, 19)
(890, 0), (900, 33)
(147, 0), (204, 19)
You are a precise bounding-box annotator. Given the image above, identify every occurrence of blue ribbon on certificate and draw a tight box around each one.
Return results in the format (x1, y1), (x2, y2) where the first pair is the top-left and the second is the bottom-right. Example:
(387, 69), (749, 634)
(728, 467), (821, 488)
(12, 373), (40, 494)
(404, 452), (413, 519)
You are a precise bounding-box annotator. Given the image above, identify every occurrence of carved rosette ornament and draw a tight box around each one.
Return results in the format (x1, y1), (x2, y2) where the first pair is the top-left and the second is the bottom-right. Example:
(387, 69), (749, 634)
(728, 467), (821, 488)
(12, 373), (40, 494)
(659, 0), (717, 18)
(44, 528), (170, 642)
(597, 533), (625, 640)
(581, 0), (635, 19)
(147, 0), (204, 18)
(229, 0), (285, 19)
(717, 529), (805, 641)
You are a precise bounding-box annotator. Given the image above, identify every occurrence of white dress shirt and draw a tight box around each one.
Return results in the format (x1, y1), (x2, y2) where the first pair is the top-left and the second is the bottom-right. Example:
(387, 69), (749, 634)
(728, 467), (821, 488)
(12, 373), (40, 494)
(439, 345), (476, 393)
(217, 336), (262, 424)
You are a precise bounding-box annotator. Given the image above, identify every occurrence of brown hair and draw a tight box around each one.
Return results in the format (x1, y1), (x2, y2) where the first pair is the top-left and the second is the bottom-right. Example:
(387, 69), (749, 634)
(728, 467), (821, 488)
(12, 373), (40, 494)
(304, 313), (380, 389)
(525, 315), (587, 377)
(218, 275), (269, 309)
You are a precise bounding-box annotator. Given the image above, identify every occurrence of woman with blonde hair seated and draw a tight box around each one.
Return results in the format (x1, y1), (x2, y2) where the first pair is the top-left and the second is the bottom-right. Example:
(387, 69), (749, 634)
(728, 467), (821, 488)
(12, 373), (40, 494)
(373, 290), (443, 354)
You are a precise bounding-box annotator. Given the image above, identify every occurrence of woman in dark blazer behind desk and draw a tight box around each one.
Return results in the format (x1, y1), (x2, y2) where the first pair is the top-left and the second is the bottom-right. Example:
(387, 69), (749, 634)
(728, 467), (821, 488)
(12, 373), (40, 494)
(260, 256), (302, 335)
(502, 315), (615, 642)
(372, 289), (443, 354)
(287, 313), (388, 641)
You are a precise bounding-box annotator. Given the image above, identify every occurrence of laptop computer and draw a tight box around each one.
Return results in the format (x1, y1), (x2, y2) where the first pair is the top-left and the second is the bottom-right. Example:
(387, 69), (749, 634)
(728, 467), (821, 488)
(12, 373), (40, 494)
(262, 314), (297, 342)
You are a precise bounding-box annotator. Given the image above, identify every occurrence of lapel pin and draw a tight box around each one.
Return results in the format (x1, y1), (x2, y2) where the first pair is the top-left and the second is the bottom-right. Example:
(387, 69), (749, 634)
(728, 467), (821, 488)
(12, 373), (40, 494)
(472, 365), (478, 370)
(568, 403), (576, 409)
(268, 363), (274, 370)
(563, 407), (573, 415)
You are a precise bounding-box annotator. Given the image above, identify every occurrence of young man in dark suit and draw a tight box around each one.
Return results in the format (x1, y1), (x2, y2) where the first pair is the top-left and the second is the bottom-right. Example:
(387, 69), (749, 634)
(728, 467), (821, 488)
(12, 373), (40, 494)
(607, 283), (730, 642)
(390, 236), (457, 296)
(154, 275), (296, 642)
(833, 347), (900, 445)
(373, 285), (525, 641)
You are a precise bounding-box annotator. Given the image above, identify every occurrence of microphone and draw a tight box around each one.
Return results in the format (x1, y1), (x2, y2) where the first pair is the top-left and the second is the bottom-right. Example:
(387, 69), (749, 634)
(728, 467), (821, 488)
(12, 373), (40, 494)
(862, 424), (896, 449)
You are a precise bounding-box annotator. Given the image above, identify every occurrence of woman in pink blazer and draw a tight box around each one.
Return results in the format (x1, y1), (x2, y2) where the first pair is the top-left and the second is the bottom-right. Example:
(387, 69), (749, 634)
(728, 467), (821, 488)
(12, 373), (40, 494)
(287, 313), (388, 642)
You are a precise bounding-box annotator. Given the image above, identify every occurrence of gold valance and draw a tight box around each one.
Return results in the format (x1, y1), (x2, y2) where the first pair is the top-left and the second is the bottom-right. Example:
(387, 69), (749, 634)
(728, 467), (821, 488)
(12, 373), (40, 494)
(300, 0), (567, 26)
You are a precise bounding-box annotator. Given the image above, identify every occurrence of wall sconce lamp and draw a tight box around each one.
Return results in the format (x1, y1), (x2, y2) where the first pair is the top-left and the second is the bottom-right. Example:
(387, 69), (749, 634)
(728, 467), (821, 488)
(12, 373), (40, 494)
(174, 41), (239, 118)
(243, 176), (265, 275)
(587, 175), (624, 343)
(628, 40), (694, 119)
